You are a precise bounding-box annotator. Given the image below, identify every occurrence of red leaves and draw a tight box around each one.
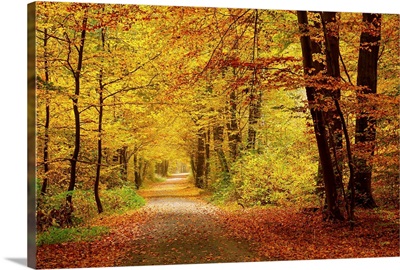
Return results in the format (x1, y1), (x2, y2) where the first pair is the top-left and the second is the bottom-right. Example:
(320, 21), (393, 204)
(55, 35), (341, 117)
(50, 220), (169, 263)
(221, 56), (298, 69)
(218, 207), (400, 260)
(36, 209), (153, 269)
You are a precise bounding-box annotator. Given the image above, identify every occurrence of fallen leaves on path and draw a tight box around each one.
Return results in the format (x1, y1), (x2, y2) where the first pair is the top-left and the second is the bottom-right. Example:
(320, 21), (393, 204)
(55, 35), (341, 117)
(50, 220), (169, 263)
(36, 209), (155, 269)
(218, 207), (399, 261)
(36, 175), (399, 269)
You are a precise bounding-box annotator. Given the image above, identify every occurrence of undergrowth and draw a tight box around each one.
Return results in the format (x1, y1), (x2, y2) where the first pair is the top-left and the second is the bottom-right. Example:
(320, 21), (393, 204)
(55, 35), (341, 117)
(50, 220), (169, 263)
(37, 226), (109, 246)
(37, 184), (145, 231)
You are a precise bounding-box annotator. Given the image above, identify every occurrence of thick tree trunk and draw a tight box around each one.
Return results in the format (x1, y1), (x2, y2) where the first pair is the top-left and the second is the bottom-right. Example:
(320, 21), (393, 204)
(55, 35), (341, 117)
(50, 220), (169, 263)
(162, 160), (169, 177)
(353, 13), (381, 208)
(321, 12), (343, 190)
(297, 11), (343, 220)
(67, 11), (88, 206)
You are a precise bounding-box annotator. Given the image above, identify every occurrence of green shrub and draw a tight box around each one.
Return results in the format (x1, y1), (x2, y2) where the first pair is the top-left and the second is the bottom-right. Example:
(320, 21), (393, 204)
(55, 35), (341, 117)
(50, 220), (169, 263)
(37, 185), (145, 230)
(37, 226), (109, 246)
(101, 185), (146, 213)
(213, 151), (319, 208)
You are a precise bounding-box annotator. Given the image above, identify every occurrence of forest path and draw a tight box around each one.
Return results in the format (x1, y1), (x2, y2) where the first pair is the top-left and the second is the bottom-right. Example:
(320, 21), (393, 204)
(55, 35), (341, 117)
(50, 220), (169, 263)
(120, 173), (263, 266)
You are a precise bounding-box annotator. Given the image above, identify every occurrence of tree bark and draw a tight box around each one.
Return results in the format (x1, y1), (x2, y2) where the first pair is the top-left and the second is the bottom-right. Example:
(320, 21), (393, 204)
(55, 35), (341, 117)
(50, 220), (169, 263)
(41, 28), (50, 195)
(195, 128), (206, 188)
(205, 128), (211, 186)
(227, 88), (241, 161)
(297, 11), (343, 220)
(321, 12), (343, 190)
(118, 146), (128, 181)
(67, 9), (88, 206)
(353, 13), (381, 208)
(134, 152), (141, 189)
(94, 25), (106, 214)
(213, 123), (230, 177)
(247, 9), (261, 151)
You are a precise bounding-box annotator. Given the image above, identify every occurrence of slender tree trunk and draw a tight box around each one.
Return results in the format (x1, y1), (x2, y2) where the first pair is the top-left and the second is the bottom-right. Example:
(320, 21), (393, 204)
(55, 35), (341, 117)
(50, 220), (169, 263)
(67, 10), (88, 206)
(195, 128), (206, 188)
(134, 151), (141, 189)
(353, 13), (381, 208)
(118, 146), (128, 181)
(94, 25), (106, 214)
(41, 28), (50, 195)
(94, 88), (104, 213)
(227, 88), (241, 161)
(247, 9), (261, 150)
(205, 128), (211, 187)
(190, 154), (197, 181)
(140, 158), (148, 183)
(334, 99), (357, 228)
(297, 11), (343, 220)
(213, 123), (230, 177)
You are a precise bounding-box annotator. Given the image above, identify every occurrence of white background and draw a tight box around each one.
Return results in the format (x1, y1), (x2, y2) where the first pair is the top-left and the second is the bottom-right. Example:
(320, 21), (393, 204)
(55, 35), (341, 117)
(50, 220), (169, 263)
(0, 1), (398, 269)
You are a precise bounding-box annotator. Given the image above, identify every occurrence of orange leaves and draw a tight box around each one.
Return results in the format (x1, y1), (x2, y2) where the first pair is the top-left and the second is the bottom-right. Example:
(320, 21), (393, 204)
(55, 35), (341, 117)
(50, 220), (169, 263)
(221, 56), (298, 69)
(218, 207), (399, 261)
(37, 209), (152, 269)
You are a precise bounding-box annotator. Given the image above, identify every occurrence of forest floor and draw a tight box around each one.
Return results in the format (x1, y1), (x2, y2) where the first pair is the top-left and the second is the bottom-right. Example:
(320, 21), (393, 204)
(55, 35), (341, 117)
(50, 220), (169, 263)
(36, 174), (399, 269)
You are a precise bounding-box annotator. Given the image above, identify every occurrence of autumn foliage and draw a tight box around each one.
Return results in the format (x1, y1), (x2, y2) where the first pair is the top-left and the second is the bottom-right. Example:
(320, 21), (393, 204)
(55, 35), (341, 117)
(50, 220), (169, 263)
(32, 2), (399, 268)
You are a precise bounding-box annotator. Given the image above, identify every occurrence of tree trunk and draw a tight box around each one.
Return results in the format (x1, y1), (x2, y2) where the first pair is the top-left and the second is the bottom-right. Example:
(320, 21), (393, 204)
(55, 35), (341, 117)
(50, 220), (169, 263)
(67, 10), (88, 206)
(134, 152), (141, 189)
(321, 12), (343, 190)
(41, 28), (50, 195)
(205, 128), (211, 187)
(94, 89), (104, 213)
(353, 13), (381, 208)
(118, 146), (128, 181)
(310, 13), (326, 198)
(227, 87), (241, 161)
(213, 123), (230, 177)
(247, 9), (261, 151)
(162, 160), (169, 177)
(94, 25), (106, 214)
(195, 128), (206, 188)
(140, 158), (148, 183)
(190, 154), (197, 181)
(297, 11), (343, 220)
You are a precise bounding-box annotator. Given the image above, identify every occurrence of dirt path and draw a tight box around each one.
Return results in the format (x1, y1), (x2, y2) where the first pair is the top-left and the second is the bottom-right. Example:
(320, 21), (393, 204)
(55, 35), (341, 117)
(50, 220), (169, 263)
(36, 174), (399, 269)
(120, 174), (261, 266)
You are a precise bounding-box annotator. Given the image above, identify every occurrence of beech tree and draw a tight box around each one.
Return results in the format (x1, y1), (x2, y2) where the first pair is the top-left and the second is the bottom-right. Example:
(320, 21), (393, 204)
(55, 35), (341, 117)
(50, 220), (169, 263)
(354, 13), (381, 208)
(34, 3), (398, 228)
(64, 5), (89, 206)
(297, 11), (343, 220)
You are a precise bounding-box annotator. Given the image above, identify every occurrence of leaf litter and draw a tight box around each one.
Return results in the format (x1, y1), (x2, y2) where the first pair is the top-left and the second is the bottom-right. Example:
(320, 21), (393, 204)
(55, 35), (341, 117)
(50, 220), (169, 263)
(36, 175), (399, 268)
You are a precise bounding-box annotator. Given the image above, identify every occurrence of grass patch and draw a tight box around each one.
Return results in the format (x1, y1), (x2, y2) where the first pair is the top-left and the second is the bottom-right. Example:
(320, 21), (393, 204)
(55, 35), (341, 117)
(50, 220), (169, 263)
(37, 226), (109, 246)
(102, 185), (146, 214)
(154, 175), (167, 183)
